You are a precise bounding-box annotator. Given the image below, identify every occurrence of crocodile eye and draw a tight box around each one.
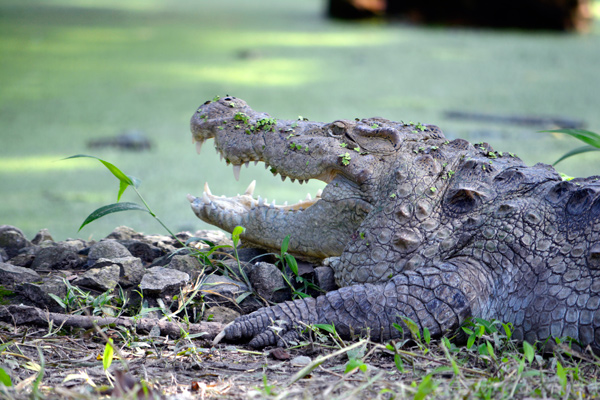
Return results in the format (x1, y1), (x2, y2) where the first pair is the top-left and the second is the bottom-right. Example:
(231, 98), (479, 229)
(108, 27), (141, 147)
(330, 121), (346, 136)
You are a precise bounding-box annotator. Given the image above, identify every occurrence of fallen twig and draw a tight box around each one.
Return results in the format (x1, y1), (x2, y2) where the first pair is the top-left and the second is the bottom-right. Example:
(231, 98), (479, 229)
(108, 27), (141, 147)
(0, 305), (224, 340)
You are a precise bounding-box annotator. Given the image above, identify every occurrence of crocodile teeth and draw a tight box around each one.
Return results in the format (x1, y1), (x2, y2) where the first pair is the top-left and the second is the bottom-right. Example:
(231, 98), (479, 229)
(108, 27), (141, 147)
(254, 161), (259, 166)
(264, 163), (269, 170)
(258, 196), (264, 206)
(316, 189), (323, 198)
(204, 182), (212, 196)
(219, 153), (224, 162)
(244, 180), (256, 196)
(186, 194), (195, 203)
(233, 165), (241, 181)
(299, 179), (305, 185)
(244, 161), (249, 168)
(195, 140), (204, 155)
(290, 178), (296, 183)
(281, 175), (286, 182)
(202, 192), (211, 204)
(305, 193), (312, 201)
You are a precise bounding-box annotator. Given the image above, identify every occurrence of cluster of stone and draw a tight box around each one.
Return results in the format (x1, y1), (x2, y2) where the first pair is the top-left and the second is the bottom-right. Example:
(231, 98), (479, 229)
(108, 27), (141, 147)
(0, 225), (336, 323)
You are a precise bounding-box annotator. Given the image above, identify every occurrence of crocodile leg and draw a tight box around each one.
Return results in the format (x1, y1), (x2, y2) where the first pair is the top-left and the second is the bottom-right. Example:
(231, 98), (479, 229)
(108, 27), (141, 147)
(224, 260), (493, 348)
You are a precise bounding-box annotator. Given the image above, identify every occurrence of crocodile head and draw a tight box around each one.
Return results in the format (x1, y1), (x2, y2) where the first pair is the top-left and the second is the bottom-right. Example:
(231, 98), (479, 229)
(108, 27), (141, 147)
(187, 96), (443, 259)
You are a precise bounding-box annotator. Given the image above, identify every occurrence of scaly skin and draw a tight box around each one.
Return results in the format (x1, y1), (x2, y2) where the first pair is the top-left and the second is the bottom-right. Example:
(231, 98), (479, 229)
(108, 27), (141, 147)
(189, 96), (600, 352)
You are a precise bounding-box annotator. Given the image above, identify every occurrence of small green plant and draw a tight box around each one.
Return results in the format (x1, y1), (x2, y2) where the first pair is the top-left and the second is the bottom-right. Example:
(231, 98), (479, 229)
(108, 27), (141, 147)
(234, 111), (250, 124)
(339, 152), (351, 166)
(48, 279), (117, 316)
(542, 128), (600, 165)
(64, 155), (184, 246)
(275, 235), (321, 299)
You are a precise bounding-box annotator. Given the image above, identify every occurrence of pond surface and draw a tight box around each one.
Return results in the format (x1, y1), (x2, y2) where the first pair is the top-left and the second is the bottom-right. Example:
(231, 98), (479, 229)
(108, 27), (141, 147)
(1, 0), (599, 240)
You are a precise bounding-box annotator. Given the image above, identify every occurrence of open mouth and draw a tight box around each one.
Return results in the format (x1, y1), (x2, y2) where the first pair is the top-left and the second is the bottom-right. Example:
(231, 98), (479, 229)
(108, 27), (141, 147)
(187, 137), (329, 217)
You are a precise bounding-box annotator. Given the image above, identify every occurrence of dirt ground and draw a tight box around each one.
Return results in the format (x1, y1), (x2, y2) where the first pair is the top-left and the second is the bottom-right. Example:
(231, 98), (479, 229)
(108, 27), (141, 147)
(0, 320), (420, 400)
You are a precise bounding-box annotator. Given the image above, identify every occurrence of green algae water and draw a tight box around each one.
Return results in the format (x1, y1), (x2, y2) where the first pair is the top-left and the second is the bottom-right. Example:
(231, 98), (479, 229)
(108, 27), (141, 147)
(0, 0), (599, 240)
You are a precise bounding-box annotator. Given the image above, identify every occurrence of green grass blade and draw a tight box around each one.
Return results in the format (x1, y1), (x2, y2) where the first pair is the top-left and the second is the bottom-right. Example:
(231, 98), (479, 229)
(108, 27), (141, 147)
(0, 367), (12, 387)
(78, 202), (148, 231)
(541, 129), (600, 148)
(103, 339), (114, 371)
(553, 145), (600, 166)
(63, 155), (134, 186)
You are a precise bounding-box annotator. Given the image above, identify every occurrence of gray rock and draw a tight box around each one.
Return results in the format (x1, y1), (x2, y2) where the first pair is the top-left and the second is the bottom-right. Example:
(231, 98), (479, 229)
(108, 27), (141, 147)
(72, 264), (121, 291)
(30, 243), (83, 271)
(199, 274), (261, 313)
(314, 266), (338, 292)
(118, 240), (164, 263)
(203, 306), (240, 324)
(191, 229), (233, 248)
(7, 253), (35, 269)
(166, 254), (204, 280)
(106, 226), (145, 241)
(87, 240), (132, 265)
(91, 257), (145, 287)
(0, 262), (40, 285)
(18, 277), (68, 312)
(0, 225), (32, 259)
(248, 262), (289, 303)
(31, 229), (54, 245)
(290, 356), (311, 366)
(140, 267), (189, 296)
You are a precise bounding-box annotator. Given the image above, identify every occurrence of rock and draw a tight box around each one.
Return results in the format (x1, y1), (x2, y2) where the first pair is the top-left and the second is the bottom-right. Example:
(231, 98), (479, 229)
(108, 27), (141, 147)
(0, 262), (40, 285)
(314, 266), (338, 292)
(90, 257), (145, 287)
(167, 254), (204, 280)
(248, 262), (289, 303)
(17, 277), (68, 312)
(106, 226), (146, 241)
(87, 240), (132, 265)
(235, 248), (272, 263)
(203, 306), (240, 324)
(290, 356), (311, 366)
(118, 240), (165, 264)
(140, 267), (189, 296)
(72, 264), (121, 292)
(192, 229), (233, 248)
(199, 274), (261, 313)
(31, 229), (54, 245)
(0, 225), (32, 259)
(7, 253), (35, 269)
(30, 243), (84, 271)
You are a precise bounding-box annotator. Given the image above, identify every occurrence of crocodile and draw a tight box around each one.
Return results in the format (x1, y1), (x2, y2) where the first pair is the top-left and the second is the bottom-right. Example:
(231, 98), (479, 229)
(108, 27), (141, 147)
(188, 96), (600, 352)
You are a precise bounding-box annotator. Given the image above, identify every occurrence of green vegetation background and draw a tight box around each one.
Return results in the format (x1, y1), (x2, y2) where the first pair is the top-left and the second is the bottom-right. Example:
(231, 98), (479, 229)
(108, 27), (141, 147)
(1, 0), (599, 241)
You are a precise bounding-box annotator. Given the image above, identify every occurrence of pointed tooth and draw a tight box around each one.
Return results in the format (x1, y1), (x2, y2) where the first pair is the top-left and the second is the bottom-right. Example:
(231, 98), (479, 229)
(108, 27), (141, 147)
(271, 199), (276, 207)
(186, 194), (196, 203)
(204, 182), (212, 196)
(316, 189), (323, 197)
(254, 161), (259, 166)
(305, 193), (312, 201)
(202, 192), (211, 204)
(244, 180), (256, 196)
(244, 161), (249, 168)
(220, 154), (224, 162)
(258, 196), (264, 206)
(290, 178), (296, 183)
(233, 165), (241, 181)
(281, 175), (286, 182)
(264, 163), (269, 169)
(284, 201), (288, 206)
(298, 179), (304, 185)
(195, 140), (204, 154)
